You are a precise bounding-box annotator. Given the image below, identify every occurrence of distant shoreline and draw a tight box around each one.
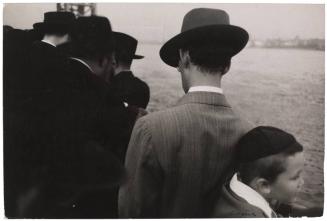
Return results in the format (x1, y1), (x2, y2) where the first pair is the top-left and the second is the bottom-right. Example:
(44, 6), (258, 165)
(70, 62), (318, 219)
(138, 41), (325, 52)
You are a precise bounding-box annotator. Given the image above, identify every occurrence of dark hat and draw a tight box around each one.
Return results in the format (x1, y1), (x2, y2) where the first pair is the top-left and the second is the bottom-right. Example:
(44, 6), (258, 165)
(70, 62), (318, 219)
(70, 16), (114, 57)
(160, 8), (249, 67)
(236, 126), (303, 163)
(113, 32), (144, 59)
(33, 11), (75, 33)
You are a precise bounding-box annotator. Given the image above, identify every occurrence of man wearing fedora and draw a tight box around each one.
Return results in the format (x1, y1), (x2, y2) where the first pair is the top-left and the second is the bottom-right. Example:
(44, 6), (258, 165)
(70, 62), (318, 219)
(110, 32), (150, 109)
(26, 12), (76, 106)
(45, 16), (138, 217)
(119, 8), (253, 218)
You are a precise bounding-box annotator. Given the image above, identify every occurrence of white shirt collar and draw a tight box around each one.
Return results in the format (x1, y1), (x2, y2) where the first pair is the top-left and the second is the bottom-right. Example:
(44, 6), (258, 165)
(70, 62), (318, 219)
(41, 39), (56, 47)
(229, 173), (274, 218)
(188, 86), (223, 94)
(70, 57), (94, 73)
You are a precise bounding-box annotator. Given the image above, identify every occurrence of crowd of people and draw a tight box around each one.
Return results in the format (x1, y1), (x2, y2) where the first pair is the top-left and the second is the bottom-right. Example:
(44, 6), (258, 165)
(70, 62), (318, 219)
(3, 7), (322, 218)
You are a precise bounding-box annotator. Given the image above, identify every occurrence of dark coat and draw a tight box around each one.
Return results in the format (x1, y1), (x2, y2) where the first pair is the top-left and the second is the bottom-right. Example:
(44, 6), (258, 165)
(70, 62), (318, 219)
(111, 71), (150, 109)
(4, 42), (136, 217)
(3, 36), (63, 218)
(211, 184), (269, 218)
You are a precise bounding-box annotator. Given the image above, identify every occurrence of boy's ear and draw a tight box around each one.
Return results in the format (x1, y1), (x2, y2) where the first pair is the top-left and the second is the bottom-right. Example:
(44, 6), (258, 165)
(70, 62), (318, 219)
(253, 177), (271, 195)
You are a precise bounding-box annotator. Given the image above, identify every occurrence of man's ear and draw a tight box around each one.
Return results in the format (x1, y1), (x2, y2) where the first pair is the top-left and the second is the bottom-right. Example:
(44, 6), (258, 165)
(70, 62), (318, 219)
(222, 63), (230, 74)
(179, 49), (191, 63)
(178, 49), (191, 71)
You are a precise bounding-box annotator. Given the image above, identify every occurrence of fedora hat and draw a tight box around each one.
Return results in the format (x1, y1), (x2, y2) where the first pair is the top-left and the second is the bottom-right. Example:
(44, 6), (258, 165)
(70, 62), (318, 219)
(33, 11), (75, 34)
(160, 8), (249, 67)
(70, 16), (114, 57)
(113, 32), (144, 59)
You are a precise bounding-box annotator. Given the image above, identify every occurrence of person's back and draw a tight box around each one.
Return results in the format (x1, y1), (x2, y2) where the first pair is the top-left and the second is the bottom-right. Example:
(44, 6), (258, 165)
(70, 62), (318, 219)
(135, 92), (250, 217)
(118, 8), (252, 218)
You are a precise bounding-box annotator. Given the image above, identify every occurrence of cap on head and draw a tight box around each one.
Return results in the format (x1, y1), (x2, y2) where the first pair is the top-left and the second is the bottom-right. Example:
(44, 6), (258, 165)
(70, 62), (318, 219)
(236, 126), (303, 163)
(159, 8), (249, 67)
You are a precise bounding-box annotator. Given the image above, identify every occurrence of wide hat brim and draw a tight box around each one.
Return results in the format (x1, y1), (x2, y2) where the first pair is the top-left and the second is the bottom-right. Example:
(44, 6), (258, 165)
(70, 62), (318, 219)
(160, 24), (249, 67)
(133, 54), (144, 59)
(33, 22), (70, 34)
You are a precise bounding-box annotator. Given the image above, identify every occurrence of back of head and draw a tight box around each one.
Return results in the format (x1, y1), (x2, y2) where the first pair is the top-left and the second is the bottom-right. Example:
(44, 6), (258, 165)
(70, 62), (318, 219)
(114, 32), (137, 66)
(181, 43), (231, 74)
(70, 16), (114, 60)
(160, 8), (249, 75)
(236, 126), (303, 185)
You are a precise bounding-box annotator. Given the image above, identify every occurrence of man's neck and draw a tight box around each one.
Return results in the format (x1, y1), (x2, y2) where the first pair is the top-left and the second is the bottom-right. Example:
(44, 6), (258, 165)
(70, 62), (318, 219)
(114, 66), (131, 76)
(188, 67), (222, 88)
(42, 34), (68, 47)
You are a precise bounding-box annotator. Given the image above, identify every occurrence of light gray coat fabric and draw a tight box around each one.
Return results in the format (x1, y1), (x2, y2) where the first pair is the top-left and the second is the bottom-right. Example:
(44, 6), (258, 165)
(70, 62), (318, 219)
(118, 91), (253, 218)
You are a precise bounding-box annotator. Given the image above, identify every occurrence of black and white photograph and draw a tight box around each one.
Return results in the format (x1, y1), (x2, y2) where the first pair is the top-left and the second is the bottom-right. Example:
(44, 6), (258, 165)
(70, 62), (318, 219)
(1, 1), (325, 218)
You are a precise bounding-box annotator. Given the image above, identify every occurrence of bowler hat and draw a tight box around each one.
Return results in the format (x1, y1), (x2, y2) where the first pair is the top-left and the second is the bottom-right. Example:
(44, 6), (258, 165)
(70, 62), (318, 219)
(236, 126), (303, 163)
(114, 32), (144, 59)
(160, 8), (249, 67)
(33, 11), (75, 34)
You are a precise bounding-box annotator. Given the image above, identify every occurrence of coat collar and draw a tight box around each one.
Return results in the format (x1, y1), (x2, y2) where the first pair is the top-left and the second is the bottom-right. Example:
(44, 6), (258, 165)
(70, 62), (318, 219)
(176, 91), (230, 107)
(41, 39), (56, 47)
(229, 173), (275, 218)
(69, 57), (94, 73)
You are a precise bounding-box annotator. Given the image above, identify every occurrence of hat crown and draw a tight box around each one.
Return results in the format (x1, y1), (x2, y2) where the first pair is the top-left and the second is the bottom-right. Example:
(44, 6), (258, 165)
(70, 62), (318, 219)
(43, 11), (75, 24)
(181, 8), (230, 33)
(70, 16), (114, 57)
(237, 126), (299, 163)
(114, 32), (137, 56)
(114, 32), (144, 59)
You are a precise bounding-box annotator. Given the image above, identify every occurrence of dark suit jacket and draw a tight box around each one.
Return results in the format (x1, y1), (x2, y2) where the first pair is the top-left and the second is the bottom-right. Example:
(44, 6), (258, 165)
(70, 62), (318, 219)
(111, 71), (150, 109)
(212, 184), (269, 218)
(118, 91), (253, 218)
(3, 39), (69, 218)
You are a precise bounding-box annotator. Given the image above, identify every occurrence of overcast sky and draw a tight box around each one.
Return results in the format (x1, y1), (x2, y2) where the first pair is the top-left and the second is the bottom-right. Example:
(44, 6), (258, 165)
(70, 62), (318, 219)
(3, 3), (325, 42)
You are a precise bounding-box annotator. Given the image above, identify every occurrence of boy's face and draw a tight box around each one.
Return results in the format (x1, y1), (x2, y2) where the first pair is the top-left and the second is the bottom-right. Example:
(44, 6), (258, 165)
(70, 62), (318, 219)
(269, 152), (304, 204)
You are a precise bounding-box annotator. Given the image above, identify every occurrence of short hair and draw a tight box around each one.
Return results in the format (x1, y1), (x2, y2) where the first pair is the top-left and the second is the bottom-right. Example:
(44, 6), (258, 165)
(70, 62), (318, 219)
(238, 143), (303, 185)
(181, 42), (231, 74)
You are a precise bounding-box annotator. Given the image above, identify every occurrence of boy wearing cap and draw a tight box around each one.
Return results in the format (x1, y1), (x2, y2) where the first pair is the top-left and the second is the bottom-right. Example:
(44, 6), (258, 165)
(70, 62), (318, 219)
(212, 126), (304, 218)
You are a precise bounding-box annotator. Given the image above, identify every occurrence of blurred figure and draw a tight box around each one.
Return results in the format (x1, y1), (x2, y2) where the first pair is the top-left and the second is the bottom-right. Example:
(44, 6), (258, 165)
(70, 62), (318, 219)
(110, 32), (150, 109)
(4, 15), (135, 218)
(3, 11), (75, 218)
(119, 8), (252, 218)
(67, 16), (138, 163)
